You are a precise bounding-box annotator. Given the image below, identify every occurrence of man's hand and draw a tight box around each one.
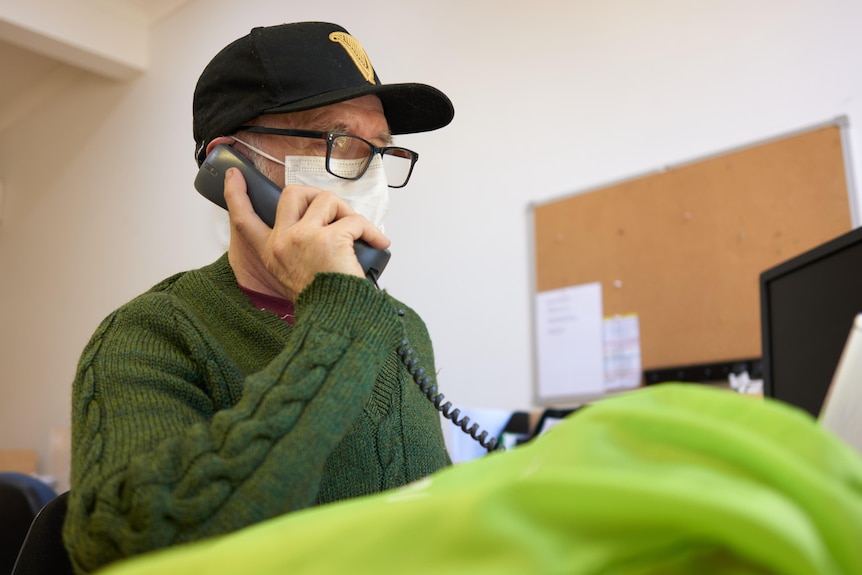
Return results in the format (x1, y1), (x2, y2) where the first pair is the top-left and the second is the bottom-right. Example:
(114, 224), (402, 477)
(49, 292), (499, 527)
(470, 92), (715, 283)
(223, 167), (390, 301)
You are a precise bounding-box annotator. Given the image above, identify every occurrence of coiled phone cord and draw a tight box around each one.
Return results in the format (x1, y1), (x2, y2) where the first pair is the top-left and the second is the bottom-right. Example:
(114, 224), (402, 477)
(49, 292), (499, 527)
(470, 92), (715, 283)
(394, 307), (503, 454)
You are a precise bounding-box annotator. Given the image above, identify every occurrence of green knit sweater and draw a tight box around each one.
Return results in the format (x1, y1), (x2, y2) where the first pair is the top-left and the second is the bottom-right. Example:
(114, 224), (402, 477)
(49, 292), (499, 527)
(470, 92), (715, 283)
(63, 254), (451, 574)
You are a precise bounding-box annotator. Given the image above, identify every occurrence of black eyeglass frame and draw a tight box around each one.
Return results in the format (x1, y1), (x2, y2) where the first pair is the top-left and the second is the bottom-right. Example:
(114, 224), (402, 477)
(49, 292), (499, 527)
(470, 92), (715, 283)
(237, 126), (419, 188)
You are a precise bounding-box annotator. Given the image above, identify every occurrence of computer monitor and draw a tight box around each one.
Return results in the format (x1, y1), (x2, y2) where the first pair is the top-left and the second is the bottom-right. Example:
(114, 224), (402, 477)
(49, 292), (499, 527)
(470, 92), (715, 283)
(760, 225), (862, 417)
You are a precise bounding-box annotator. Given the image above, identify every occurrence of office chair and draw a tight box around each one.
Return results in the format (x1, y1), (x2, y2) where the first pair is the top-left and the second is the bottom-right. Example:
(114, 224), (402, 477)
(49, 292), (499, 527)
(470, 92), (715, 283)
(0, 473), (57, 575)
(11, 491), (73, 575)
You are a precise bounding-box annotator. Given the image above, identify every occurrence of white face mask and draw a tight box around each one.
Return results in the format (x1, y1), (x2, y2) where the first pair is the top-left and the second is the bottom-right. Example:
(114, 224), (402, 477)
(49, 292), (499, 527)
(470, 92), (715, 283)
(232, 137), (389, 229)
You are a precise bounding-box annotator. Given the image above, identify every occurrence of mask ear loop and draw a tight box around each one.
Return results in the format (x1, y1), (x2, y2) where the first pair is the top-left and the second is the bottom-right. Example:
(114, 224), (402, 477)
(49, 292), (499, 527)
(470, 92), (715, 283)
(230, 136), (286, 166)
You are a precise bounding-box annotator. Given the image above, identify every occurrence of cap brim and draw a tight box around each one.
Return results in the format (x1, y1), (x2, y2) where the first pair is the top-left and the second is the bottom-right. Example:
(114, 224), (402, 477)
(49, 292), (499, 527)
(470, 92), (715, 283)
(262, 82), (454, 135)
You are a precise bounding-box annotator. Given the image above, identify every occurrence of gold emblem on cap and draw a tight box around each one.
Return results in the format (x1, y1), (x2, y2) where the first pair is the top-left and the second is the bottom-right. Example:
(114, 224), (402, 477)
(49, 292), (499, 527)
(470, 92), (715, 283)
(329, 32), (376, 85)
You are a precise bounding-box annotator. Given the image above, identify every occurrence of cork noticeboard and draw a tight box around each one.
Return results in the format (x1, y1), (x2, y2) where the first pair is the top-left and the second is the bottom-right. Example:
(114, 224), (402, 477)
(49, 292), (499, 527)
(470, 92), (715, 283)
(532, 121), (854, 375)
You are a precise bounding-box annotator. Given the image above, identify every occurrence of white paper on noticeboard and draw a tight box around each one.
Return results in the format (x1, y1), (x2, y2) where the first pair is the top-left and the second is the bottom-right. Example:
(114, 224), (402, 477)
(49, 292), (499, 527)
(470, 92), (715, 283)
(534, 282), (604, 401)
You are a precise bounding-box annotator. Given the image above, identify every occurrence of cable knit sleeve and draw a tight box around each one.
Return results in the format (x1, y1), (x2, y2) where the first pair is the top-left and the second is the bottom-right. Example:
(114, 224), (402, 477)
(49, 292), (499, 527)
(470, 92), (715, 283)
(63, 271), (408, 574)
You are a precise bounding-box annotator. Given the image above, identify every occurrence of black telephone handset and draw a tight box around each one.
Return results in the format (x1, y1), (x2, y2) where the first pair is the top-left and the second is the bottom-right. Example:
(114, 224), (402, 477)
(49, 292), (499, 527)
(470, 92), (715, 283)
(194, 145), (391, 282)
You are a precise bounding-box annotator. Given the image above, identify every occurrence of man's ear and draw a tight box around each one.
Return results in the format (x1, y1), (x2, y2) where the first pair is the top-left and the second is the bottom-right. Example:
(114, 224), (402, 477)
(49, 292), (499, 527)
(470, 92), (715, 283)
(205, 136), (236, 157)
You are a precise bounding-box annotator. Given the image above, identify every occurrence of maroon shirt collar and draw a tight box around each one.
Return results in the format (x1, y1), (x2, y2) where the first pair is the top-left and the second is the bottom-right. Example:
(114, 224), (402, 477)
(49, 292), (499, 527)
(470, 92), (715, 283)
(239, 285), (295, 324)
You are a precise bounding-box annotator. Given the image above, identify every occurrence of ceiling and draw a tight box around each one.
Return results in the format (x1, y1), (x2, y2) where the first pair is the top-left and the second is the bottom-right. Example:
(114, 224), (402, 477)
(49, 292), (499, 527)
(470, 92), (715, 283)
(0, 0), (194, 133)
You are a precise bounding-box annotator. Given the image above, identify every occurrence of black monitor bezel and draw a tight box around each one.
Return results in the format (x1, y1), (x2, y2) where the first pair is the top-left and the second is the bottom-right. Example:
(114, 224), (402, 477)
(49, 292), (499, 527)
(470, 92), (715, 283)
(760, 225), (862, 407)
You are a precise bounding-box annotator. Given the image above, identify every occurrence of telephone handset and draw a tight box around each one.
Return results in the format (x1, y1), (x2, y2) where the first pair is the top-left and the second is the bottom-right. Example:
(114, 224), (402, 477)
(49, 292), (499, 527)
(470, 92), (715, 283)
(195, 145), (501, 453)
(194, 144), (391, 282)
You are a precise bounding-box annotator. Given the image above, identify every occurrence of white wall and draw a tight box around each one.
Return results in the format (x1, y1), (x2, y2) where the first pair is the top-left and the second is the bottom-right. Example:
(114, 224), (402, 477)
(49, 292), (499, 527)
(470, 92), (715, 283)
(2, 0), (862, 479)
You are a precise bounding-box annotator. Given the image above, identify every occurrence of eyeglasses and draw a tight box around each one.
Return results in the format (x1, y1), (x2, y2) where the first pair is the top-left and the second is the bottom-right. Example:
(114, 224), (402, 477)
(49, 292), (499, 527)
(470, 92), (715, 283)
(238, 126), (419, 188)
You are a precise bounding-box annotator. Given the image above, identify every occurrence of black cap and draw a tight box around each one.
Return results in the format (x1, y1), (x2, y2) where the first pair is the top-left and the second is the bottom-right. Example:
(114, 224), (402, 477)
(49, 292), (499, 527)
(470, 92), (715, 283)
(193, 22), (454, 165)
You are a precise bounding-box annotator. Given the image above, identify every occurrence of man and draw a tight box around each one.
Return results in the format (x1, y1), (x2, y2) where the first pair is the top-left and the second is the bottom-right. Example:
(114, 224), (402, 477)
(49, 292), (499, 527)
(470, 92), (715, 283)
(63, 22), (453, 574)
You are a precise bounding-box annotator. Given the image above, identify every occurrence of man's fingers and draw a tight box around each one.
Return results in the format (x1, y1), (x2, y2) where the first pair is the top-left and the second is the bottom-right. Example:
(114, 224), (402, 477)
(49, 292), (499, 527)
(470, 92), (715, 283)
(285, 187), (352, 226)
(300, 190), (390, 249)
(271, 184), (313, 228)
(223, 175), (390, 296)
